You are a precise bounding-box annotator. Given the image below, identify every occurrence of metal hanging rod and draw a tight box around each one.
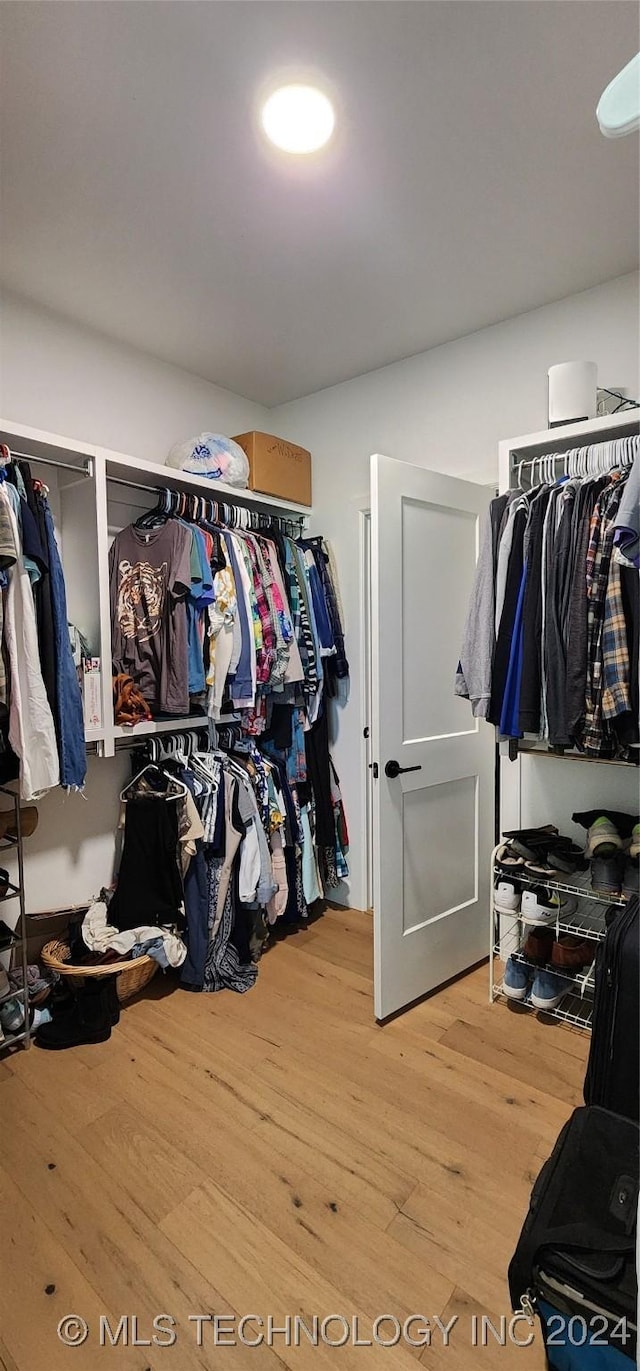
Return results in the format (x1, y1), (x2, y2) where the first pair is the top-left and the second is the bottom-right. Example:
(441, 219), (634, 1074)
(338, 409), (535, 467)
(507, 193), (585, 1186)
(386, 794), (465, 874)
(1, 449), (92, 477)
(512, 432), (638, 467)
(106, 473), (307, 527)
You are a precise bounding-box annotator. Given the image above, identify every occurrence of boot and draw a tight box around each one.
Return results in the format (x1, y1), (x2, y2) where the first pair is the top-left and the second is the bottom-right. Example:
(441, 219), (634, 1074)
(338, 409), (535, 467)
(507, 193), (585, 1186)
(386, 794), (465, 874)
(35, 979), (113, 1049)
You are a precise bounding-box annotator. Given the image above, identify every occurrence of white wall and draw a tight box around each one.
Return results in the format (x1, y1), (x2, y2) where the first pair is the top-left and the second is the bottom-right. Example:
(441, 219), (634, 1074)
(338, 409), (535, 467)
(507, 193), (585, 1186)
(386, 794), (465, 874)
(271, 272), (640, 910)
(0, 290), (268, 912)
(0, 289), (268, 462)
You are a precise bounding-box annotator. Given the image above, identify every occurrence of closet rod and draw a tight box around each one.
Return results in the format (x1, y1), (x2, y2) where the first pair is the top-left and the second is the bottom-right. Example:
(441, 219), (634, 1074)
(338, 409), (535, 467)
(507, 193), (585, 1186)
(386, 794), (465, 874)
(512, 431), (638, 468)
(2, 450), (92, 477)
(105, 472), (307, 527)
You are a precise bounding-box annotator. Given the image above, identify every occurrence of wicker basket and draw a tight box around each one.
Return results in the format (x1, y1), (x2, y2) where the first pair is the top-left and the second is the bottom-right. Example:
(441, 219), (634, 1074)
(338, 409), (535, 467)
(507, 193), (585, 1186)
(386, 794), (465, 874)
(41, 939), (158, 1003)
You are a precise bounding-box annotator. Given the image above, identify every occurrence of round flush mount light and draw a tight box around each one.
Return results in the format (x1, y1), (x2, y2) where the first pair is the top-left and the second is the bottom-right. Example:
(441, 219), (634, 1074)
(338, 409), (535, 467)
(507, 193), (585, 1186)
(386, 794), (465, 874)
(261, 84), (335, 154)
(597, 52), (640, 137)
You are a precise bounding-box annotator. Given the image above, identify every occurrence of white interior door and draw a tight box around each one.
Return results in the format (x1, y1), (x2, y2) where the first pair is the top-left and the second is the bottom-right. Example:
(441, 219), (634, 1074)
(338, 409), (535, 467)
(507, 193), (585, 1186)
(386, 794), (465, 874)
(371, 453), (494, 1021)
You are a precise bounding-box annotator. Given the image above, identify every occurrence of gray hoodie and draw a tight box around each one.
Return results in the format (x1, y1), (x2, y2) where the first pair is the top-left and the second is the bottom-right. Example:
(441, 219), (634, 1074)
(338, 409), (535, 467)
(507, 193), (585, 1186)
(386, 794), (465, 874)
(454, 504), (495, 718)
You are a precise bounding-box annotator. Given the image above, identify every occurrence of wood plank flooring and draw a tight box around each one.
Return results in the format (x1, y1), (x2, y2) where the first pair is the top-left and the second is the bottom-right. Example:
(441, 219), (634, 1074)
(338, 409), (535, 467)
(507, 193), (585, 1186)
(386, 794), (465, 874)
(0, 907), (589, 1370)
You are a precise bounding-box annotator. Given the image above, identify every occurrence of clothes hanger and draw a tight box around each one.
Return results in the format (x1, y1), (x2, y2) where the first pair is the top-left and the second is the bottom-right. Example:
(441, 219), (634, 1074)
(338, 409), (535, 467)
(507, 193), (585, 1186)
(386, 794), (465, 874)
(120, 761), (187, 801)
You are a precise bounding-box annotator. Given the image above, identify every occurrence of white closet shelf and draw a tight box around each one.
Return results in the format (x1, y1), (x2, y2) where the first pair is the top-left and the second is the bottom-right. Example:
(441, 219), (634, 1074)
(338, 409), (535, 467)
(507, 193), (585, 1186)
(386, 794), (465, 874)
(493, 863), (627, 909)
(113, 717), (210, 740)
(0, 420), (310, 518)
(102, 451), (309, 517)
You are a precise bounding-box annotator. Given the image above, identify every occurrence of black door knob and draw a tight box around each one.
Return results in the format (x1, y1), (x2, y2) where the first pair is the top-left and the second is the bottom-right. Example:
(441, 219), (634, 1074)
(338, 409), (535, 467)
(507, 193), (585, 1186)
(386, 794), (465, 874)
(384, 760), (423, 779)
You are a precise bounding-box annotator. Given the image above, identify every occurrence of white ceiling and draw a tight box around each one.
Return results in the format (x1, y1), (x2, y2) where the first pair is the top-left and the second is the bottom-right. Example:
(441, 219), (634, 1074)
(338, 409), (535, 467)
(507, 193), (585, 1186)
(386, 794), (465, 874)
(1, 2), (638, 407)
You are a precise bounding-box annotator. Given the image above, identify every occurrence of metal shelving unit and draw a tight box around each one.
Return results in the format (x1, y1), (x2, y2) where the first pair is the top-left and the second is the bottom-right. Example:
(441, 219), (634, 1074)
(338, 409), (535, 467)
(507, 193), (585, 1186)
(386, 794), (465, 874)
(0, 787), (30, 1053)
(487, 844), (619, 1035)
(492, 981), (595, 1034)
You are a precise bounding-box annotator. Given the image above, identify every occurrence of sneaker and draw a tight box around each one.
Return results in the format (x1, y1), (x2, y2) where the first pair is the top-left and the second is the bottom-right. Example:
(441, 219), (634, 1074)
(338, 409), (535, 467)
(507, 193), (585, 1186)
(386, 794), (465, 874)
(531, 969), (572, 1010)
(495, 843), (525, 877)
(629, 824), (640, 860)
(585, 816), (624, 859)
(494, 879), (521, 913)
(591, 855), (623, 897)
(0, 995), (24, 1034)
(503, 956), (531, 1001)
(622, 861), (639, 901)
(521, 927), (555, 965)
(521, 887), (577, 926)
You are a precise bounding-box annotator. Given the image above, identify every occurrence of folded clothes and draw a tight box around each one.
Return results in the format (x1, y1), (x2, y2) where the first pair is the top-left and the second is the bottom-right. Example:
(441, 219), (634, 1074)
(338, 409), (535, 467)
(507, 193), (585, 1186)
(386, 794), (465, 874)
(82, 900), (187, 968)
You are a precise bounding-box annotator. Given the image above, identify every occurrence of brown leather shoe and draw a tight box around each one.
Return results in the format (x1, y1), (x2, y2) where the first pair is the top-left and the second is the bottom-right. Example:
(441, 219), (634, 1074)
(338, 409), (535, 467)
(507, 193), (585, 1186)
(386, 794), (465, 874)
(551, 936), (595, 971)
(521, 927), (554, 965)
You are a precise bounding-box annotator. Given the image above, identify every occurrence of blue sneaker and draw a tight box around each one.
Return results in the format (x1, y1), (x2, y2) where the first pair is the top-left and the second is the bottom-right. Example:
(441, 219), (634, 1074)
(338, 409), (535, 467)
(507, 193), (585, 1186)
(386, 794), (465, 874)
(530, 969), (572, 1010)
(503, 956), (530, 1001)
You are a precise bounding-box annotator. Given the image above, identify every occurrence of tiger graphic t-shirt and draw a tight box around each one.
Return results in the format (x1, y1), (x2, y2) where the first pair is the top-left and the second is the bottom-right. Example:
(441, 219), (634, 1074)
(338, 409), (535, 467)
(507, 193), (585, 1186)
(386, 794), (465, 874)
(109, 521), (192, 715)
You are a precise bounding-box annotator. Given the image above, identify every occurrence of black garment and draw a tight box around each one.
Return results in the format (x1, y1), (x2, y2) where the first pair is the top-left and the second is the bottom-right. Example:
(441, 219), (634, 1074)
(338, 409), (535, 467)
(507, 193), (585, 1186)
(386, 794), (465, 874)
(301, 705), (335, 849)
(109, 797), (183, 932)
(488, 506), (526, 727)
(519, 488), (550, 733)
(263, 702), (293, 752)
(490, 493), (509, 575)
(546, 484), (578, 747)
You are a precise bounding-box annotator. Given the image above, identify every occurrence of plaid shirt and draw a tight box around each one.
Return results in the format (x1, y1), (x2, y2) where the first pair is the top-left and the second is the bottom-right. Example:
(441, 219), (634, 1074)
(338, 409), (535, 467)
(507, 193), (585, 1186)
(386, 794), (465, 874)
(582, 475), (627, 756)
(602, 554), (632, 724)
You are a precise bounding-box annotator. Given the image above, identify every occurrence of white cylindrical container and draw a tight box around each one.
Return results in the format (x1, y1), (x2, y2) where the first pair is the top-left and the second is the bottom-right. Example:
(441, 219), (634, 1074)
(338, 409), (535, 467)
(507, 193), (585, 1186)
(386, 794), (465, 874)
(548, 361), (598, 427)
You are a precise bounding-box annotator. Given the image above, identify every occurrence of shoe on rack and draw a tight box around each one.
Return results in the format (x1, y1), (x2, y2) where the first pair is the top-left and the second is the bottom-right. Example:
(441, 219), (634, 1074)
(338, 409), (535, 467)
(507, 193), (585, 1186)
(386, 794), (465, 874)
(591, 855), (624, 898)
(523, 858), (565, 881)
(495, 843), (525, 877)
(521, 887), (577, 926)
(584, 816), (624, 859)
(622, 860), (639, 901)
(551, 936), (595, 972)
(520, 926), (556, 970)
(0, 995), (24, 1034)
(494, 879), (521, 913)
(503, 957), (531, 1001)
(530, 969), (572, 1011)
(0, 806), (39, 841)
(628, 824), (640, 861)
(35, 979), (113, 1050)
(0, 966), (9, 999)
(521, 928), (555, 965)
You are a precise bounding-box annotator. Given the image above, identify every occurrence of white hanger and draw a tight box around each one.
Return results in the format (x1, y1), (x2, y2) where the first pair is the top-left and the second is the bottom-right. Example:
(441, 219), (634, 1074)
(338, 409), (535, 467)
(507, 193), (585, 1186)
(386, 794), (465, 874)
(120, 762), (187, 802)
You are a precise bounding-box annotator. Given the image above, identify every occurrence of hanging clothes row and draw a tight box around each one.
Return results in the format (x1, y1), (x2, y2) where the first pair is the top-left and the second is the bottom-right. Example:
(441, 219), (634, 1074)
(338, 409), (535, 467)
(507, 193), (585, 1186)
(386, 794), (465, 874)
(109, 498), (348, 724)
(107, 728), (349, 995)
(0, 449), (87, 799)
(456, 435), (639, 761)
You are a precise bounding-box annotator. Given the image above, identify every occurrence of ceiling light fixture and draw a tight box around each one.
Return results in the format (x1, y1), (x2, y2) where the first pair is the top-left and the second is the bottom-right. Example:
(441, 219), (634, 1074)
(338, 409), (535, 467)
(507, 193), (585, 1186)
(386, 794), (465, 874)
(261, 84), (335, 154)
(597, 52), (640, 137)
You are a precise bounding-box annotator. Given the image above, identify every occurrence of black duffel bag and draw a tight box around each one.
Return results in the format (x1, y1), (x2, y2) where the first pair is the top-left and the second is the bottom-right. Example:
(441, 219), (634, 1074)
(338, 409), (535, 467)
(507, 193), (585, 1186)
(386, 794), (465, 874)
(509, 1106), (638, 1367)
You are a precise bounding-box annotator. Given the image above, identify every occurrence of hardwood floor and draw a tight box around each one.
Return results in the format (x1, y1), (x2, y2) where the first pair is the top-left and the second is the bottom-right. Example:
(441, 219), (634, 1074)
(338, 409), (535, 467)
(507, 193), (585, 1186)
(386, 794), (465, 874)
(0, 907), (589, 1370)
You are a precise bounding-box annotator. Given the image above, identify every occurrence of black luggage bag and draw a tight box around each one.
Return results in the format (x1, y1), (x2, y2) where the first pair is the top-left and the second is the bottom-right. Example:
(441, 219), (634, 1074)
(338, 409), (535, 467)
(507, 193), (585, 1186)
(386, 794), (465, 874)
(584, 896), (639, 1123)
(508, 1106), (638, 1368)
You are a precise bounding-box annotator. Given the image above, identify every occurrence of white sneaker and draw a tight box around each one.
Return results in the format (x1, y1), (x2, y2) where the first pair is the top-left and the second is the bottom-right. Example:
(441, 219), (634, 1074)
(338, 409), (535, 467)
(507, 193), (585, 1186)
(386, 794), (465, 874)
(494, 880), (521, 914)
(521, 888), (577, 926)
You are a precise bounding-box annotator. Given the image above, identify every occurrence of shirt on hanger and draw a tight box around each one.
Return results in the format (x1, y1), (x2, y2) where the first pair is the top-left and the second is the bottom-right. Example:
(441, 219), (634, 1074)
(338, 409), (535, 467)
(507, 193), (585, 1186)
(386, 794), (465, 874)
(109, 521), (192, 714)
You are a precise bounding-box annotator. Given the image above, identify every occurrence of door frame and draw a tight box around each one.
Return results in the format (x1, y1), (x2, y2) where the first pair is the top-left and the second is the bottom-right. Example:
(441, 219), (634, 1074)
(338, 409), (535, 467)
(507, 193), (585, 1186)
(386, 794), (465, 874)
(359, 504), (374, 913)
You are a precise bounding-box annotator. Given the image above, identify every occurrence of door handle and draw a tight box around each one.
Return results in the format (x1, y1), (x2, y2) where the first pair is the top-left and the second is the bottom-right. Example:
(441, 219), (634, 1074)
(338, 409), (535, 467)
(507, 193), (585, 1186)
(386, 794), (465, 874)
(384, 760), (422, 779)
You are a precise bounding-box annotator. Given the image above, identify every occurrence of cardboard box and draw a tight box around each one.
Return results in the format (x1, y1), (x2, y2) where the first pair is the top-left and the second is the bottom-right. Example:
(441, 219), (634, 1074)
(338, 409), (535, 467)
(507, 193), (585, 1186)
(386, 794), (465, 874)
(232, 432), (312, 507)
